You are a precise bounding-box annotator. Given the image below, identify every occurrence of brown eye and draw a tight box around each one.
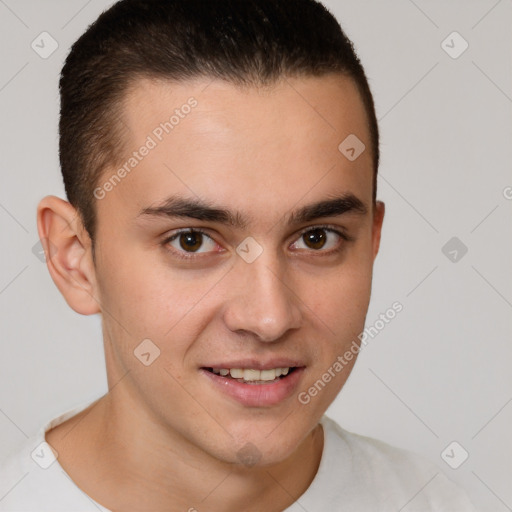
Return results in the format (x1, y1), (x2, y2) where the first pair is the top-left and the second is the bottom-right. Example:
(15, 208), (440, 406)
(290, 226), (346, 253)
(165, 229), (218, 256)
(179, 231), (203, 252)
(303, 228), (327, 250)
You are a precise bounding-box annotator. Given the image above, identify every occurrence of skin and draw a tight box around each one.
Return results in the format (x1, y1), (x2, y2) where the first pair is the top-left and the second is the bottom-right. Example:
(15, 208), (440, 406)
(38, 74), (384, 512)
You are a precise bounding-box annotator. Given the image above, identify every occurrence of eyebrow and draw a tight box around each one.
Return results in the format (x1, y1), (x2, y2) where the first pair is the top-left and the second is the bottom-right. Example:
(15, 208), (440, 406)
(137, 193), (368, 228)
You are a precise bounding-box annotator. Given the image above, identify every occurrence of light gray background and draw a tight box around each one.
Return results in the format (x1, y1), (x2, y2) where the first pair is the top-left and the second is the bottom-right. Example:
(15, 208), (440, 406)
(0, 1), (511, 510)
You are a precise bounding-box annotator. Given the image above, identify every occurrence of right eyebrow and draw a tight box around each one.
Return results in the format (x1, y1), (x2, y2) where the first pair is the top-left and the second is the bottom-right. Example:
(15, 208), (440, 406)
(137, 196), (249, 229)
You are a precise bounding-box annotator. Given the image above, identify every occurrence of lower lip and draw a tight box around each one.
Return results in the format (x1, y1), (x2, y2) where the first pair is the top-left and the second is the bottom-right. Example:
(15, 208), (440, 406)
(200, 368), (305, 407)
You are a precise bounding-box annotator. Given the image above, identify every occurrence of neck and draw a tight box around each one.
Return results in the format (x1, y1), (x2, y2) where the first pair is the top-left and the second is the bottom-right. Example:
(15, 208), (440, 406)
(46, 392), (324, 512)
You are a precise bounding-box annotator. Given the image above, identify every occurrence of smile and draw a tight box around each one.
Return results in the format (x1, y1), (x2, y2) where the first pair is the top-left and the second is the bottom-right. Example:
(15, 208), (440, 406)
(200, 365), (305, 406)
(206, 367), (293, 383)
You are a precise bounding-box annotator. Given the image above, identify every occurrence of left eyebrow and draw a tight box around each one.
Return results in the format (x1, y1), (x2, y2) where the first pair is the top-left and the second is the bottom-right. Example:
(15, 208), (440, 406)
(137, 192), (368, 228)
(287, 194), (368, 225)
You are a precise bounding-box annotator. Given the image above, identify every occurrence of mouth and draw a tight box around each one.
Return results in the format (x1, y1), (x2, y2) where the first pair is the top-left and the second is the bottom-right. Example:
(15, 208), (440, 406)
(200, 365), (305, 407)
(203, 366), (299, 384)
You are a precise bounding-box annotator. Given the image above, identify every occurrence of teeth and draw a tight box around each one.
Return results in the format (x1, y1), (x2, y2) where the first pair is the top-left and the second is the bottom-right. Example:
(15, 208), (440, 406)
(210, 367), (291, 381)
(259, 369), (276, 381)
(243, 369), (260, 381)
(230, 368), (244, 379)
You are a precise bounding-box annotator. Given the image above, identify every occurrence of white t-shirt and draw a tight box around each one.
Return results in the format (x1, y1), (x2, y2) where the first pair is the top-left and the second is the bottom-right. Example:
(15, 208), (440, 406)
(0, 397), (477, 511)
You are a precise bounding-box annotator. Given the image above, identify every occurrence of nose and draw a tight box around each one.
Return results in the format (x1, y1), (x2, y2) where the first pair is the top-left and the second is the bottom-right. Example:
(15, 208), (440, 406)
(222, 254), (303, 342)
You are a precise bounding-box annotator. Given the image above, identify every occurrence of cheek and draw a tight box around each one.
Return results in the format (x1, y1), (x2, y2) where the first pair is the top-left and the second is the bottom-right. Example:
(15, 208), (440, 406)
(95, 247), (221, 355)
(96, 255), (167, 323)
(304, 258), (373, 337)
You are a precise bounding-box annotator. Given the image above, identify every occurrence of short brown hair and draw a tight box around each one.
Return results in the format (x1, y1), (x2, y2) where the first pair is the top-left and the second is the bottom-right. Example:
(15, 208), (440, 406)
(59, 0), (379, 245)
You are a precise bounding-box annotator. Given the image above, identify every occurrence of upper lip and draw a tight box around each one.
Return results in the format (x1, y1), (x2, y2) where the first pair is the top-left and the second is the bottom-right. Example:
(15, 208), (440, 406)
(201, 358), (305, 370)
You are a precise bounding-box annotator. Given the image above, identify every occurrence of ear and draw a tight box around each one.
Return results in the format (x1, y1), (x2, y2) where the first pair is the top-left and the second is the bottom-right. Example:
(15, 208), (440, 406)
(371, 200), (385, 261)
(36, 195), (101, 315)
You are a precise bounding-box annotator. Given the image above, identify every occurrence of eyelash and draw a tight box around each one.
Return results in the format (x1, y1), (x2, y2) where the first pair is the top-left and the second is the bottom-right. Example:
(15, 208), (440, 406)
(161, 224), (353, 261)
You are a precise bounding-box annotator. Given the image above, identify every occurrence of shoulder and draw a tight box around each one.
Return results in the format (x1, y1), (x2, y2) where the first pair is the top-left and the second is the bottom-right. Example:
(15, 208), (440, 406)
(0, 435), (64, 510)
(0, 398), (109, 511)
(317, 416), (478, 511)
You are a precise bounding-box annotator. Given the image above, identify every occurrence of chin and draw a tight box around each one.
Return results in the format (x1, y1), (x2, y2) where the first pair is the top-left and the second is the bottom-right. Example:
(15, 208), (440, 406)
(220, 419), (316, 468)
(220, 443), (297, 469)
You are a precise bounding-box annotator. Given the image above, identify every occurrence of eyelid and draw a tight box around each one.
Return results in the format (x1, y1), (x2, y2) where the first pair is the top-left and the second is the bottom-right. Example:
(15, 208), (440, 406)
(164, 227), (213, 240)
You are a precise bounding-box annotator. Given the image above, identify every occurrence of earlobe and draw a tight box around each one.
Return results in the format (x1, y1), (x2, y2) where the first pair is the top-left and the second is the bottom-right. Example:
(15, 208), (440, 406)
(36, 195), (101, 315)
(372, 200), (385, 260)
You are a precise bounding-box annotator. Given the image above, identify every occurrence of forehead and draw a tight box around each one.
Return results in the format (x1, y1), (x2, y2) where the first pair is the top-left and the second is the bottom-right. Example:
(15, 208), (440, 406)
(122, 73), (369, 147)
(97, 74), (373, 229)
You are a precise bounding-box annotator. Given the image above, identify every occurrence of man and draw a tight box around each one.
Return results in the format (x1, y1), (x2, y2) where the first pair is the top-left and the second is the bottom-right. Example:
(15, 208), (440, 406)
(0, 0), (476, 510)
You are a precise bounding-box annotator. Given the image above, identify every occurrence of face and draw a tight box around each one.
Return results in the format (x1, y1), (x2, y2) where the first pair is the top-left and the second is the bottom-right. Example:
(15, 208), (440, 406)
(91, 74), (383, 466)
